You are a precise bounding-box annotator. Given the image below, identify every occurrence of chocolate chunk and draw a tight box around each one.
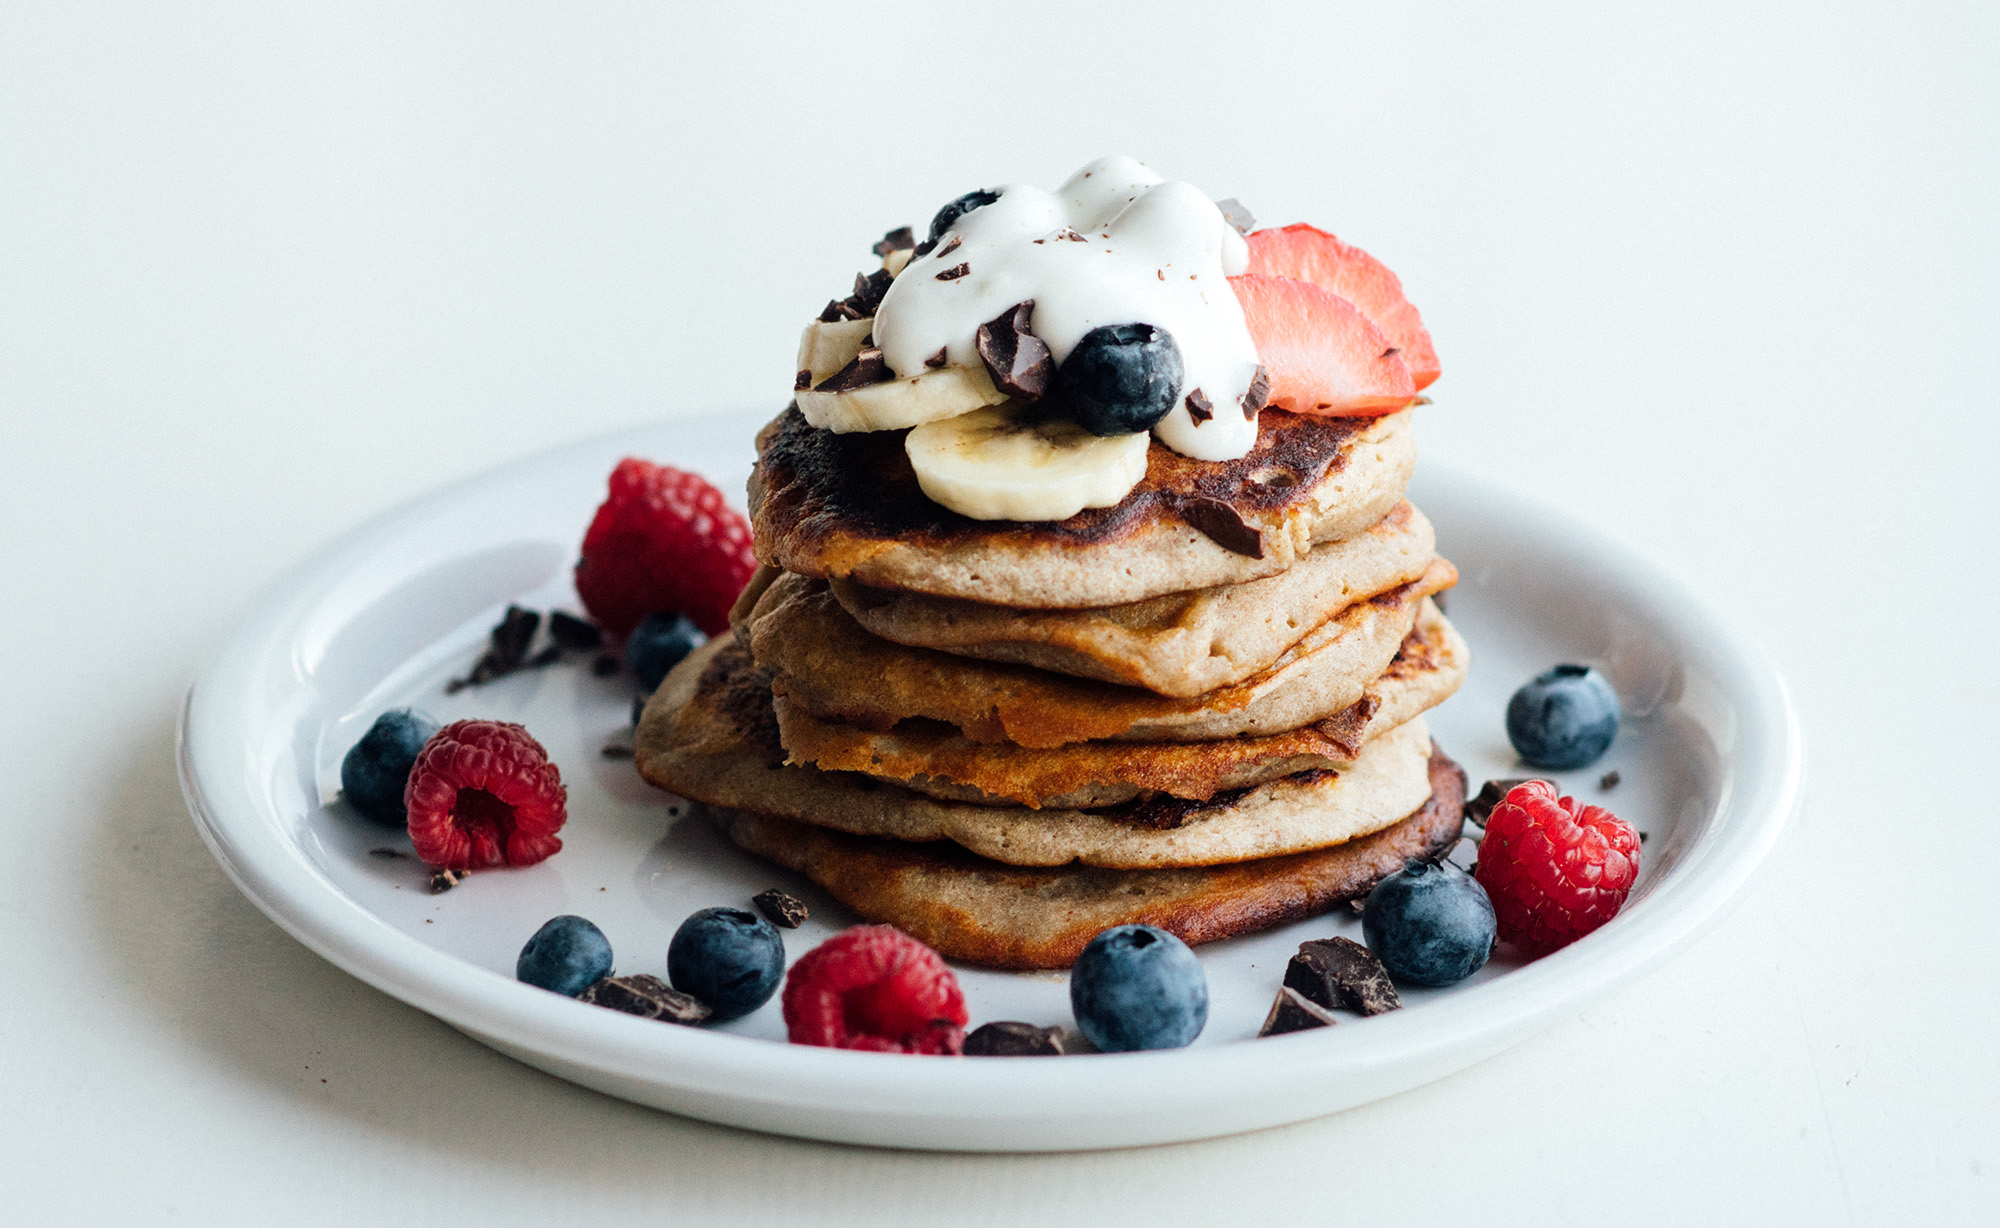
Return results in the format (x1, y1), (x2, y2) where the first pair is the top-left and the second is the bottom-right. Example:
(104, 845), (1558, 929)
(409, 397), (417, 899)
(795, 369), (811, 391)
(974, 300), (1054, 399)
(752, 888), (809, 928)
(1240, 366), (1271, 420)
(849, 268), (894, 317)
(924, 346), (948, 369)
(912, 237), (937, 258)
(547, 610), (602, 651)
(1184, 388), (1214, 424)
(817, 299), (844, 324)
(525, 645), (561, 669)
(1181, 496), (1264, 558)
(1600, 770), (1621, 790)
(367, 847), (410, 860)
(580, 974), (711, 1025)
(936, 262), (970, 282)
(1215, 197), (1256, 236)
(814, 347), (891, 392)
(428, 866), (468, 894)
(962, 1021), (1065, 1056)
(592, 654), (623, 677)
(871, 226), (915, 257)
(446, 605), (544, 692)
(1285, 937), (1401, 1016)
(1465, 778), (1546, 826)
(1116, 783), (1256, 830)
(1259, 986), (1339, 1036)
(931, 236), (962, 262)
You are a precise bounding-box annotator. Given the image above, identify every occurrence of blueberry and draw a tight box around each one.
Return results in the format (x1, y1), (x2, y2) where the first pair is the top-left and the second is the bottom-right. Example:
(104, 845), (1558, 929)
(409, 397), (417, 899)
(1505, 663), (1620, 769)
(1053, 323), (1184, 437)
(340, 708), (439, 826)
(667, 907), (785, 1021)
(1069, 924), (1207, 1052)
(517, 915), (614, 997)
(625, 611), (704, 691)
(1362, 859), (1496, 987)
(928, 188), (1000, 242)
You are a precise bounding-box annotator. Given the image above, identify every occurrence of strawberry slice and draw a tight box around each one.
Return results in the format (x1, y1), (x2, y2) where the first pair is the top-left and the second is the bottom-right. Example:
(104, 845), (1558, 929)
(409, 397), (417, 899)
(1229, 273), (1415, 416)
(1245, 224), (1440, 390)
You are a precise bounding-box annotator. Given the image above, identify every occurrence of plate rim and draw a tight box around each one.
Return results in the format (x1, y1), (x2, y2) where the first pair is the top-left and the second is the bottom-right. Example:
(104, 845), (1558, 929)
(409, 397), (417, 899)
(176, 410), (1804, 1149)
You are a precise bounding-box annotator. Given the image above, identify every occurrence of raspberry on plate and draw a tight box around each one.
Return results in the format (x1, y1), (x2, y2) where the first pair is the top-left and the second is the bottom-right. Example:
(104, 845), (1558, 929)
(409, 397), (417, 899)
(404, 720), (568, 869)
(781, 926), (967, 1054)
(1474, 780), (1639, 957)
(574, 458), (758, 639)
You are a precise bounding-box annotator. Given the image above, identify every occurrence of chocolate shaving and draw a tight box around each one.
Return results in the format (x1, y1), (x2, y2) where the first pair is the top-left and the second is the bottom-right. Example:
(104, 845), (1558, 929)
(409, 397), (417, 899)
(1241, 366), (1271, 420)
(580, 974), (711, 1025)
(1464, 778), (1547, 827)
(1180, 496), (1264, 558)
(547, 610), (602, 651)
(1184, 388), (1214, 424)
(936, 262), (970, 281)
(924, 346), (948, 369)
(428, 866), (468, 894)
(367, 847), (410, 860)
(814, 347), (891, 392)
(1259, 986), (1339, 1036)
(963, 1021), (1065, 1057)
(1285, 937), (1401, 1016)
(974, 300), (1054, 399)
(931, 236), (961, 262)
(1215, 197), (1256, 236)
(752, 888), (809, 928)
(871, 226), (915, 257)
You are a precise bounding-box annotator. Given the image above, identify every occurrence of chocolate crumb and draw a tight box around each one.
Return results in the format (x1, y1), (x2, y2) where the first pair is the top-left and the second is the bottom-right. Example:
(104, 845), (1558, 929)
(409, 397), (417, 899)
(963, 1021), (1065, 1056)
(936, 262), (970, 281)
(924, 346), (949, 369)
(1058, 228), (1087, 242)
(1639, 831), (1649, 843)
(447, 605), (543, 691)
(580, 974), (711, 1025)
(752, 888), (809, 928)
(1215, 197), (1256, 236)
(1184, 388), (1214, 424)
(1465, 778), (1548, 826)
(1285, 937), (1401, 1016)
(1240, 366), (1271, 420)
(1259, 986), (1339, 1036)
(1181, 496), (1264, 558)
(592, 654), (623, 677)
(974, 300), (1054, 399)
(814, 347), (891, 392)
(368, 847), (410, 860)
(871, 225), (915, 257)
(1600, 770), (1621, 790)
(547, 610), (602, 651)
(428, 867), (468, 894)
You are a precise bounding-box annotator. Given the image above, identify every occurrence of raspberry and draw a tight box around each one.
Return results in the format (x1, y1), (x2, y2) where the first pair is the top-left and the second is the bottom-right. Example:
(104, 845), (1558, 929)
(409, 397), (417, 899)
(782, 926), (968, 1054)
(1474, 780), (1639, 957)
(574, 458), (758, 639)
(404, 720), (567, 869)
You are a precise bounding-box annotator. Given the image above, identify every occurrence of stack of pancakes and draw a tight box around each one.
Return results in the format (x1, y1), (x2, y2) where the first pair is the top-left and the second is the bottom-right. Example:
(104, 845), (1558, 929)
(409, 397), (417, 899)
(637, 405), (1471, 969)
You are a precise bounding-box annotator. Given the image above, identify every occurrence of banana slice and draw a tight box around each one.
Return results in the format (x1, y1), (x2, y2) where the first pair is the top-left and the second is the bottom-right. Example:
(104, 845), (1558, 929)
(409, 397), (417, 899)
(797, 363), (1008, 433)
(883, 247), (915, 277)
(906, 404), (1151, 521)
(796, 316), (875, 386)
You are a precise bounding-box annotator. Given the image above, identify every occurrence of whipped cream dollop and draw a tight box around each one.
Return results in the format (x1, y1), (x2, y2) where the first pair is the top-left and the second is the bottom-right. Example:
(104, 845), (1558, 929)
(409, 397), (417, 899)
(872, 156), (1263, 462)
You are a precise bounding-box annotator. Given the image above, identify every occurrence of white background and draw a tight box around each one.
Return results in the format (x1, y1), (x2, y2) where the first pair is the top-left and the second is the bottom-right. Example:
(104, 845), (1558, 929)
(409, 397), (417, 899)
(3, 2), (1995, 1223)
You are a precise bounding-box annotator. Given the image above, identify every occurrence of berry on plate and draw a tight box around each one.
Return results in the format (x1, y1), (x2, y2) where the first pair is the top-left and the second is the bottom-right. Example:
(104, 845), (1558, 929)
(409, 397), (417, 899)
(340, 708), (439, 826)
(1227, 273), (1416, 416)
(1361, 858), (1497, 987)
(517, 915), (613, 997)
(782, 926), (967, 1054)
(574, 458), (758, 639)
(1506, 664), (1621, 769)
(1069, 925), (1208, 1052)
(1052, 322), (1185, 436)
(403, 720), (567, 869)
(1475, 780), (1640, 957)
(666, 906), (786, 1021)
(624, 611), (704, 692)
(1243, 224), (1440, 391)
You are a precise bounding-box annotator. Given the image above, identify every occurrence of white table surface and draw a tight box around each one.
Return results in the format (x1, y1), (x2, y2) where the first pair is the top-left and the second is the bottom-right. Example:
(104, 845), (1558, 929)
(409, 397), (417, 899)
(4, 3), (1995, 1223)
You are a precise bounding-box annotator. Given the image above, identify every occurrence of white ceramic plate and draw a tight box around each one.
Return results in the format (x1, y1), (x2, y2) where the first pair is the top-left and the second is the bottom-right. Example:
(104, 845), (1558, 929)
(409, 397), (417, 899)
(178, 409), (1801, 1151)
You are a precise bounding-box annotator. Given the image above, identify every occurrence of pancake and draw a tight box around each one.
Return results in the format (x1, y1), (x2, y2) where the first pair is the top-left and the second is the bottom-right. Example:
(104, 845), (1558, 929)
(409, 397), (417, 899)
(771, 602), (1469, 808)
(710, 742), (1467, 970)
(636, 634), (1436, 869)
(747, 564), (1457, 746)
(830, 500), (1436, 696)
(749, 404), (1417, 609)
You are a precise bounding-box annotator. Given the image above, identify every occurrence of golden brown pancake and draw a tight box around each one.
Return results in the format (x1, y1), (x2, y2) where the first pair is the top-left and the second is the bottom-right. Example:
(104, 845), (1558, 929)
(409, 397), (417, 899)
(710, 742), (1467, 969)
(746, 563), (1456, 746)
(771, 602), (1468, 808)
(829, 500), (1437, 696)
(749, 404), (1417, 608)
